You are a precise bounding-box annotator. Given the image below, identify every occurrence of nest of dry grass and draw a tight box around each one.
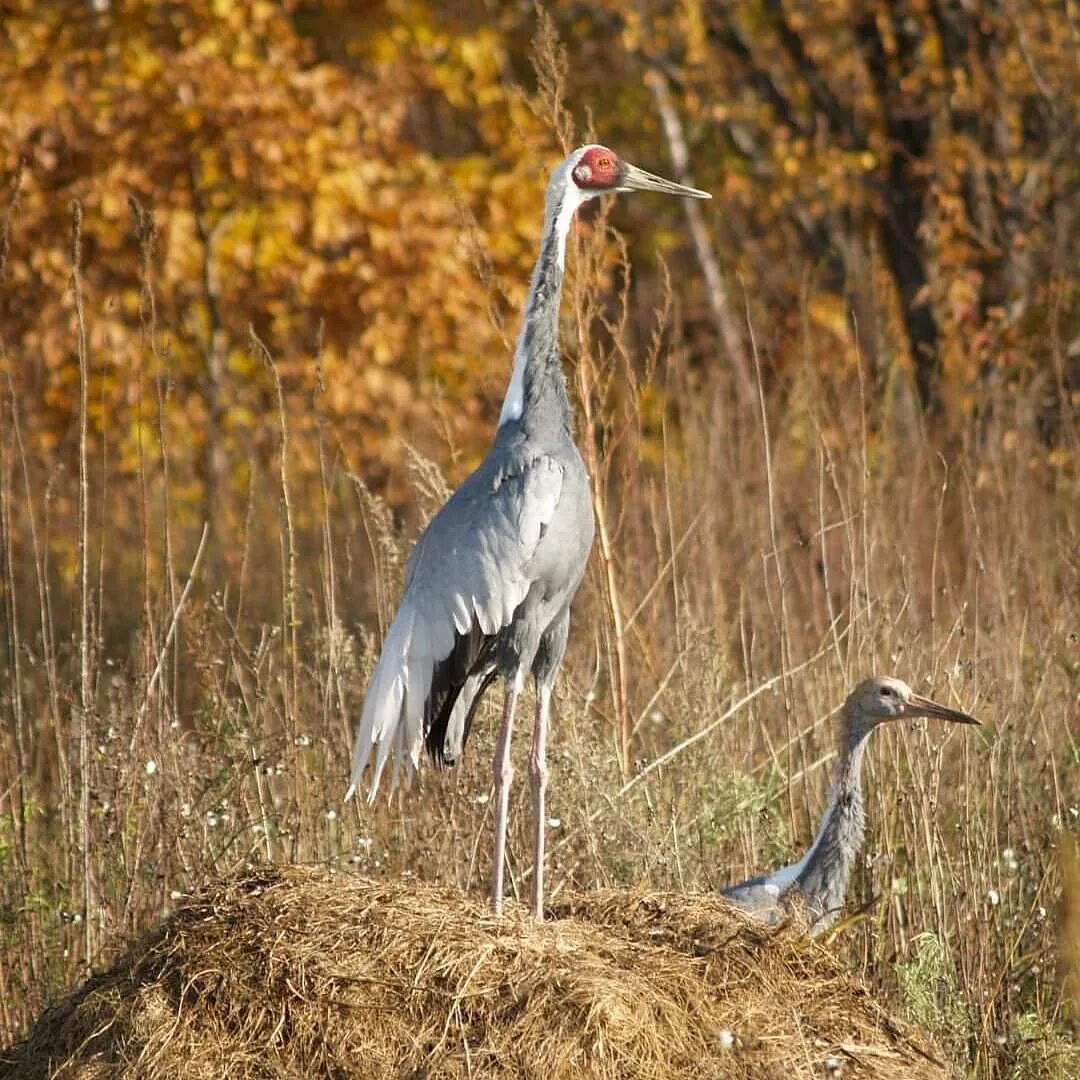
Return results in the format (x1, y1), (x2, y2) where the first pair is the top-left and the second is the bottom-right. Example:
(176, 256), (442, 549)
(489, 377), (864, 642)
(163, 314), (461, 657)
(1, 865), (947, 1079)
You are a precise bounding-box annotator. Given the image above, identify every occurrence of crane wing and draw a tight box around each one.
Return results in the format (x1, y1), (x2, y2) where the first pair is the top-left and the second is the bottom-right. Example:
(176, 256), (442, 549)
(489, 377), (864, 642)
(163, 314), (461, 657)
(346, 452), (565, 801)
(719, 878), (785, 922)
(722, 786), (838, 920)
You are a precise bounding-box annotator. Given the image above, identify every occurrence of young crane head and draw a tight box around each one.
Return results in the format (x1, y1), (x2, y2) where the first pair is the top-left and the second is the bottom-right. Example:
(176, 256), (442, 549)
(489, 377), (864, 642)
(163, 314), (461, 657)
(843, 675), (978, 748)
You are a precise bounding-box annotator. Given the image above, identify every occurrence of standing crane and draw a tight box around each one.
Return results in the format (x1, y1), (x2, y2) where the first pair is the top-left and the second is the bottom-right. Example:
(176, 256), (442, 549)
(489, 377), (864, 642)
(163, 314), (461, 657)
(722, 676), (978, 934)
(346, 145), (710, 918)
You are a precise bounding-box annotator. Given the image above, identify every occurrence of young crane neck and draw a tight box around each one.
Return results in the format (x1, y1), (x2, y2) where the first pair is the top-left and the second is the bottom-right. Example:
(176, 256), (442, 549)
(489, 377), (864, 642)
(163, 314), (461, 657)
(792, 708), (874, 926)
(835, 710), (873, 798)
(498, 177), (585, 432)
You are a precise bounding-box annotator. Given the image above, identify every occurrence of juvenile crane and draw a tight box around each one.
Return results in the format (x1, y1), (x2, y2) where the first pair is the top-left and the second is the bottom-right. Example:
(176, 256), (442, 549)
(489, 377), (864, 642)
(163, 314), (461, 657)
(722, 676), (977, 934)
(347, 145), (709, 918)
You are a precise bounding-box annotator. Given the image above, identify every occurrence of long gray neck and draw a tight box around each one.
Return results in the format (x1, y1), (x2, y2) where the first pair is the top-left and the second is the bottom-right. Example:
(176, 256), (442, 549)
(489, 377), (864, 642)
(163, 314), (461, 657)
(794, 725), (872, 930)
(498, 184), (581, 436)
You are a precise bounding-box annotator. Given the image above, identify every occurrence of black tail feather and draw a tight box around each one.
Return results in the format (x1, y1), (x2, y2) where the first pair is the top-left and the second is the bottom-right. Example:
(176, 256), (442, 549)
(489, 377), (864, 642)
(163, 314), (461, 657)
(424, 625), (496, 765)
(450, 667), (498, 763)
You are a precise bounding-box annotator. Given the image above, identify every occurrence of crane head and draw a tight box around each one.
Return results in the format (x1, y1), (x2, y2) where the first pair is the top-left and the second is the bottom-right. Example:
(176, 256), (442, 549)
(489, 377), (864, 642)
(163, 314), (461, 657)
(566, 144), (710, 200)
(846, 676), (978, 739)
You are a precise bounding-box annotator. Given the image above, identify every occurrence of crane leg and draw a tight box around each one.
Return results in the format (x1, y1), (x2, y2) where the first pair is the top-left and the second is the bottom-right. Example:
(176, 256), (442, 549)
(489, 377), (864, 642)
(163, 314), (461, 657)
(490, 682), (519, 915)
(529, 683), (552, 920)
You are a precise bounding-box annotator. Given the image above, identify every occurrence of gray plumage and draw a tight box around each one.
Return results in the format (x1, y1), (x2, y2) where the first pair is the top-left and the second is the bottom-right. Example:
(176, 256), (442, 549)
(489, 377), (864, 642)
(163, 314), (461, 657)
(722, 676), (978, 935)
(347, 144), (710, 918)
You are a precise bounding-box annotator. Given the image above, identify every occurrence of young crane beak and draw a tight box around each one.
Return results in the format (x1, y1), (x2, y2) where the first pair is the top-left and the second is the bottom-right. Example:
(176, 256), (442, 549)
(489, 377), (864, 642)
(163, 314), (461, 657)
(904, 692), (979, 726)
(617, 162), (711, 199)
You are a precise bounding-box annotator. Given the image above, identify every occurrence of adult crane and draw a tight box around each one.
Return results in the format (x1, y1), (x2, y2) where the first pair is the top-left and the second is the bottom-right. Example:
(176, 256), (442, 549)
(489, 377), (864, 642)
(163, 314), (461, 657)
(722, 676), (977, 935)
(347, 145), (710, 918)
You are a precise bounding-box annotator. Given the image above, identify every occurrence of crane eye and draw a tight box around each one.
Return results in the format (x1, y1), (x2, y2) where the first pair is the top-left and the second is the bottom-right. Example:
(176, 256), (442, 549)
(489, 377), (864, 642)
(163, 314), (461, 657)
(597, 155), (612, 170)
(881, 686), (894, 697)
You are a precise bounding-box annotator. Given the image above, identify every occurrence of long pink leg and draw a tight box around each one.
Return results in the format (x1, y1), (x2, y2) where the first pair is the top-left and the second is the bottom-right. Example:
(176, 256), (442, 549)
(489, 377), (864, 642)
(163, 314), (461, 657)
(490, 683), (519, 915)
(529, 683), (551, 920)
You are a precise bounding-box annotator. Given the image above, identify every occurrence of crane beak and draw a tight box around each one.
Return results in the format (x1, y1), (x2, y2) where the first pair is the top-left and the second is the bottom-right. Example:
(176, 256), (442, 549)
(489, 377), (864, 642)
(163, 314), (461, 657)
(617, 162), (711, 199)
(905, 692), (979, 726)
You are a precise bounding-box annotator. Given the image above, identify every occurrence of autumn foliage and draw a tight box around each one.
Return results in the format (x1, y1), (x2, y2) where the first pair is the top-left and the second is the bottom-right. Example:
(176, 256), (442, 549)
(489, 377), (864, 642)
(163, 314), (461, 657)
(4, 1), (1071, 539)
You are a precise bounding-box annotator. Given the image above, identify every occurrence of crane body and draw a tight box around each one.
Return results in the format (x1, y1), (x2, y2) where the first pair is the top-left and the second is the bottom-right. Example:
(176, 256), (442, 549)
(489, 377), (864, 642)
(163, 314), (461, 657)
(348, 145), (709, 918)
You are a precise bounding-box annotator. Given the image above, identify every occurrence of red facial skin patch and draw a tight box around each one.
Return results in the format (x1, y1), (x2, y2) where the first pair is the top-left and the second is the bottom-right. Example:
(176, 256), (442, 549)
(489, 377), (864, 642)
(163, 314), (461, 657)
(571, 147), (620, 189)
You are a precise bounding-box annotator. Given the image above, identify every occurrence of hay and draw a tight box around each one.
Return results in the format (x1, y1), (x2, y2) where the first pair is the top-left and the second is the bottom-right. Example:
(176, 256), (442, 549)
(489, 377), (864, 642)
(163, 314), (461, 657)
(1, 865), (947, 1079)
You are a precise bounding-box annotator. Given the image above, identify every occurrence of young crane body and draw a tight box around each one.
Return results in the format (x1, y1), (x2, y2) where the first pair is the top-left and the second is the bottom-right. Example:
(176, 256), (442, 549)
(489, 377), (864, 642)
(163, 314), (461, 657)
(722, 676), (978, 934)
(347, 145), (709, 918)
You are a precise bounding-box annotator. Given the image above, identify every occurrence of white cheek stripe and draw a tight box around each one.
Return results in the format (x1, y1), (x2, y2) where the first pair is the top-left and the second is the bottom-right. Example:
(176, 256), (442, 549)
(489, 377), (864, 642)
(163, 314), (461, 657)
(554, 185), (584, 265)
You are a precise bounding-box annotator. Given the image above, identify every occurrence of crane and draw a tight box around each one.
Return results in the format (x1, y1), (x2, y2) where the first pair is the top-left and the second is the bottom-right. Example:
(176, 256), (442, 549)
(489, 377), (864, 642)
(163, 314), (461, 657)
(346, 145), (710, 918)
(722, 676), (978, 934)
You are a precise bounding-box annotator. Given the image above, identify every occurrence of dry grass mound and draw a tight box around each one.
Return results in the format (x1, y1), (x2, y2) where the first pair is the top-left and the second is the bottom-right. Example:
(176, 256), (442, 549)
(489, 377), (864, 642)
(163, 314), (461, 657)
(1, 865), (947, 1079)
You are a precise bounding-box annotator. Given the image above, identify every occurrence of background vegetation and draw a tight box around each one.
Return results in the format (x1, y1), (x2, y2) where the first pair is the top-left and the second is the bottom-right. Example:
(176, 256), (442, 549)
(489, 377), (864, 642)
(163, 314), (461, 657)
(0, 1), (1076, 1075)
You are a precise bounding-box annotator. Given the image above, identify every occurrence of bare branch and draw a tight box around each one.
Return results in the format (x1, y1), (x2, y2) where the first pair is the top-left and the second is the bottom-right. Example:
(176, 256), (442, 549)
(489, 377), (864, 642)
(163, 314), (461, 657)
(646, 67), (755, 407)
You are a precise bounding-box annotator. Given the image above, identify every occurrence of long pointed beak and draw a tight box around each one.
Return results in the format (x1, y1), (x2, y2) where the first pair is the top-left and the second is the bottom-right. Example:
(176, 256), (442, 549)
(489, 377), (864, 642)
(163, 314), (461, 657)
(906, 692), (979, 726)
(618, 162), (711, 200)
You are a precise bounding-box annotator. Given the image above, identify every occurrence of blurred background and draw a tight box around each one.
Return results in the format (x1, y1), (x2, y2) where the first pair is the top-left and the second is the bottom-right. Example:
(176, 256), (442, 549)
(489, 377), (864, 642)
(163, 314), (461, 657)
(0, 2), (1077, 1075)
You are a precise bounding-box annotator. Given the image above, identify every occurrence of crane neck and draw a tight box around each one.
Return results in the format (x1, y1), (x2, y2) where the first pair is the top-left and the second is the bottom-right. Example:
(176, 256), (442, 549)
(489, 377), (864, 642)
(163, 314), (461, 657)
(498, 181), (586, 433)
(837, 721), (872, 796)
(792, 721), (873, 927)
